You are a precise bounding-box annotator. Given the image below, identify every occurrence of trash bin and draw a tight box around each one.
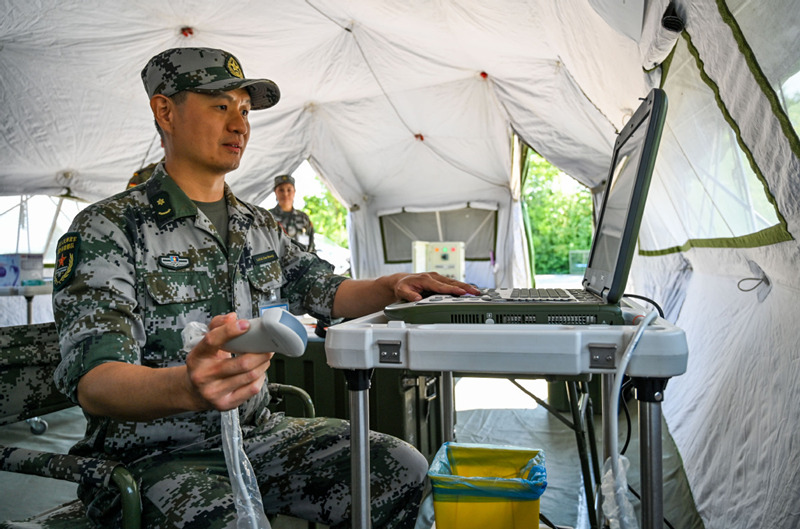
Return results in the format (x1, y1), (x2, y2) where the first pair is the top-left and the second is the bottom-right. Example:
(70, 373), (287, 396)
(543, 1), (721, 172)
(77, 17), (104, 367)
(428, 442), (547, 529)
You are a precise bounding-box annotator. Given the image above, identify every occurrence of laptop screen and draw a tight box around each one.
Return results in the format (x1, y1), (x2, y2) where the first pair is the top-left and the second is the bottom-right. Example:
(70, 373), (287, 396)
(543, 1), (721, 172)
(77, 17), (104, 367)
(583, 89), (667, 303)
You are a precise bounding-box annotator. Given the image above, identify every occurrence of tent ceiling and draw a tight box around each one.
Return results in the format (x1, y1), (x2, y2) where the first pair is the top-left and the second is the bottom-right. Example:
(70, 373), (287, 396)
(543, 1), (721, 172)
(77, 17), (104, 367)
(0, 0), (654, 208)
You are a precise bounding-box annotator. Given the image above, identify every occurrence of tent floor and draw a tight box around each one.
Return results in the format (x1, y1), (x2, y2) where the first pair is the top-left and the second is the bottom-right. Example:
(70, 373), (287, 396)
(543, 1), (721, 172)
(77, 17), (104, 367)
(0, 396), (703, 529)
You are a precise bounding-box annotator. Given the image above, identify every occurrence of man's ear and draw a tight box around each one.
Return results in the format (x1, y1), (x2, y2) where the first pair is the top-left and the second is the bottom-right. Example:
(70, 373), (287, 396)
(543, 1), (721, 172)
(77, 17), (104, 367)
(150, 95), (174, 134)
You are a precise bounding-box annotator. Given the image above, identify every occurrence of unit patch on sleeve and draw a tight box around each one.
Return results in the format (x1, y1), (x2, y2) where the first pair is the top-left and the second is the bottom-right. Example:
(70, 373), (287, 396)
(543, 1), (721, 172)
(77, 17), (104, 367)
(53, 232), (81, 290)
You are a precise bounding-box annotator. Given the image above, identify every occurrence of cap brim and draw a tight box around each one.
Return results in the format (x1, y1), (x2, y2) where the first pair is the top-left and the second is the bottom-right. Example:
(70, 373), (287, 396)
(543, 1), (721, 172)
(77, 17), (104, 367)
(191, 78), (280, 110)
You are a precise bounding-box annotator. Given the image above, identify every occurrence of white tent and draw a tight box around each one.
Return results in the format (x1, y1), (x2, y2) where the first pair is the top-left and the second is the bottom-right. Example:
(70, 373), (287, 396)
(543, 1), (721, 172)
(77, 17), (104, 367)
(1, 1), (799, 528)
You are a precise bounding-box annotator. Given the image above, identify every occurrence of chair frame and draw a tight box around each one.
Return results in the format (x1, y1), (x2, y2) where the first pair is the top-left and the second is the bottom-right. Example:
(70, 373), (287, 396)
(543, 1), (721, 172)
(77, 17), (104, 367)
(1, 322), (315, 529)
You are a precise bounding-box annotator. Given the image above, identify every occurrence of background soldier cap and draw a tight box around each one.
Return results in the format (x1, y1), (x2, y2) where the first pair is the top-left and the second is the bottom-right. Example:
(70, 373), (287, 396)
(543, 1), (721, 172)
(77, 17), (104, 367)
(274, 174), (295, 189)
(141, 47), (280, 110)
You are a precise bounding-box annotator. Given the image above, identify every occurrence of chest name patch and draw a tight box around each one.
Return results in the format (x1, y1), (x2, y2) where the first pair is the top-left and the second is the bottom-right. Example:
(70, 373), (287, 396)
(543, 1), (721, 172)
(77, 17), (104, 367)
(159, 255), (191, 270)
(252, 250), (278, 267)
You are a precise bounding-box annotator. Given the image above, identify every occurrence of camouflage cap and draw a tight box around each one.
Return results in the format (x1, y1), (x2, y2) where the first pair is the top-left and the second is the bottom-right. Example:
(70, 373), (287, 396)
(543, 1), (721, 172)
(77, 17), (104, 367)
(274, 174), (295, 189)
(141, 47), (280, 110)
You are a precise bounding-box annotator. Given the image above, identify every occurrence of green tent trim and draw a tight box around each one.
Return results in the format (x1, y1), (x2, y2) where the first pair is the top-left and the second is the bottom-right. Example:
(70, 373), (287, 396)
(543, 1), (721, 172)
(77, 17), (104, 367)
(642, 3), (794, 257)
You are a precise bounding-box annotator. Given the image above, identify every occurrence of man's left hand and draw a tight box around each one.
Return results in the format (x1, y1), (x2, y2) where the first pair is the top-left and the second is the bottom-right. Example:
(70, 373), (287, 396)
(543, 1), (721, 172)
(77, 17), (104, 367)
(394, 272), (481, 302)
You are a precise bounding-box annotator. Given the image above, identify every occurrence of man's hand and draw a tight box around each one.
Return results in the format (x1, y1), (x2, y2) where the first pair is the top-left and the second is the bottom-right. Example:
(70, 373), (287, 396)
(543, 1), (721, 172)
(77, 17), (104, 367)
(332, 272), (481, 319)
(76, 312), (274, 421)
(184, 313), (274, 412)
(393, 272), (480, 302)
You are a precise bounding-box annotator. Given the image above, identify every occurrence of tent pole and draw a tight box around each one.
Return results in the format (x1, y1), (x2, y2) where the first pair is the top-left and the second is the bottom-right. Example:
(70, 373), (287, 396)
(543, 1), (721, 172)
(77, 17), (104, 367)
(44, 197), (65, 257)
(15, 196), (26, 253)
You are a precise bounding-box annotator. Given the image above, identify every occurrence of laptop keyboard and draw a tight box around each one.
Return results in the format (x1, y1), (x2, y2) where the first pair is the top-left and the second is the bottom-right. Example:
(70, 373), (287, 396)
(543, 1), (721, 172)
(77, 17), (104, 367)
(480, 288), (601, 302)
(568, 289), (603, 302)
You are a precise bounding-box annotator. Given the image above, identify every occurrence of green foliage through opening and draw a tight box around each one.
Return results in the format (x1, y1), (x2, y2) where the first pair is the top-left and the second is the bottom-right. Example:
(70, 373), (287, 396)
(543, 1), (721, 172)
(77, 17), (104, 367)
(302, 177), (349, 249)
(523, 153), (593, 275)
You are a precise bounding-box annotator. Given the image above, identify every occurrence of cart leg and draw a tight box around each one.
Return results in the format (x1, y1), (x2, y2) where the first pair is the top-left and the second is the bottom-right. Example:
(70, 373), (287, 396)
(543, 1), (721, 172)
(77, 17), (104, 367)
(343, 369), (373, 529)
(634, 378), (668, 529)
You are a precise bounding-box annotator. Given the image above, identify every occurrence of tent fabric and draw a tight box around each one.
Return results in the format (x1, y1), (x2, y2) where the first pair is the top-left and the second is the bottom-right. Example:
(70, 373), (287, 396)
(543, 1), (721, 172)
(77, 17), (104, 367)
(2, 1), (800, 528)
(0, 0), (657, 287)
(627, 1), (800, 528)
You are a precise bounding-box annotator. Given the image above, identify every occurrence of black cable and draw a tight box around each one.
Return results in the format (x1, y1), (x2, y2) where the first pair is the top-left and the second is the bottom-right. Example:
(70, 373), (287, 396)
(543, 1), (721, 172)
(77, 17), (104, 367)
(622, 293), (665, 319)
(538, 512), (558, 529)
(619, 378), (633, 455)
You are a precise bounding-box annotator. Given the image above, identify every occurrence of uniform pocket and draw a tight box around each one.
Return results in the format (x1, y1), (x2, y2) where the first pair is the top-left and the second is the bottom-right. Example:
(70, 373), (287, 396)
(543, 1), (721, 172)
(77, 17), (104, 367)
(246, 260), (284, 307)
(141, 271), (215, 366)
(143, 271), (213, 305)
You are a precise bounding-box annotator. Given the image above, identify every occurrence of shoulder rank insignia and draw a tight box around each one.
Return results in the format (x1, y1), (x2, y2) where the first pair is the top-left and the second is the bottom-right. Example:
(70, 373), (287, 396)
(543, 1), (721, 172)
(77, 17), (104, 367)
(53, 232), (81, 291)
(151, 191), (174, 219)
(159, 255), (191, 270)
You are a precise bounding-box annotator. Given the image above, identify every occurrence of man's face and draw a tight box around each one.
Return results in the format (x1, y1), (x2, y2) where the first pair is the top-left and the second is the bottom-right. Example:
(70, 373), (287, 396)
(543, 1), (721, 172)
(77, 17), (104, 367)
(169, 88), (252, 176)
(275, 182), (295, 210)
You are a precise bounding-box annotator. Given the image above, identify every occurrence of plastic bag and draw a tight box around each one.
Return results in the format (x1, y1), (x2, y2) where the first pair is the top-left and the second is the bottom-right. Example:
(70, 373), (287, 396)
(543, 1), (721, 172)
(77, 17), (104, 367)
(428, 442), (547, 500)
(601, 455), (638, 529)
(427, 442), (546, 529)
(181, 322), (271, 529)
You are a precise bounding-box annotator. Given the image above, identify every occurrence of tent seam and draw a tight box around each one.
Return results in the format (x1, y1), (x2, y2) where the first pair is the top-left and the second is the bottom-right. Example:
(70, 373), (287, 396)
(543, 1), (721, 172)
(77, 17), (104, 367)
(714, 0), (800, 159)
(639, 224), (793, 256)
(656, 43), (679, 87)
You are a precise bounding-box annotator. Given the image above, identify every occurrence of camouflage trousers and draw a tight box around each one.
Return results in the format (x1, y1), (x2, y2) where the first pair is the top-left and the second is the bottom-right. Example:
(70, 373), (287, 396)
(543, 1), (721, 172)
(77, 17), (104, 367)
(100, 413), (427, 529)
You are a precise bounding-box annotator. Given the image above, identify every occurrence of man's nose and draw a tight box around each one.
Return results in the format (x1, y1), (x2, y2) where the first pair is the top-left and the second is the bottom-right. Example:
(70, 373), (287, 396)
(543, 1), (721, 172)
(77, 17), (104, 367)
(229, 111), (248, 133)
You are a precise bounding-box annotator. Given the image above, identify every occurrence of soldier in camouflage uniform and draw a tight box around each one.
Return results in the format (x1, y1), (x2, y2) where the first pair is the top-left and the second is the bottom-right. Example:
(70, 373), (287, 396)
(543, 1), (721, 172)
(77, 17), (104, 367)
(127, 158), (164, 189)
(269, 174), (316, 253)
(51, 47), (479, 529)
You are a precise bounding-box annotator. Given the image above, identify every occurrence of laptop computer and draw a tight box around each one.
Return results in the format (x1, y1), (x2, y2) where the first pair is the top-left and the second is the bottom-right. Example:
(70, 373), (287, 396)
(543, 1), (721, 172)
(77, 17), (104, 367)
(384, 87), (667, 325)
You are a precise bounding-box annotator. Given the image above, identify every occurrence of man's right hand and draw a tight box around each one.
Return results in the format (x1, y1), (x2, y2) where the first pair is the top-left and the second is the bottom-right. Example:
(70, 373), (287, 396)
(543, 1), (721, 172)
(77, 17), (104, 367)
(184, 312), (274, 412)
(76, 313), (273, 421)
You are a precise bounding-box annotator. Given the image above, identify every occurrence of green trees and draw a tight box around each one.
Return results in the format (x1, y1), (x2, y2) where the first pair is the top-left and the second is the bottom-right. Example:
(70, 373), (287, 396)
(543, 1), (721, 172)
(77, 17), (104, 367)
(523, 153), (593, 275)
(302, 181), (349, 248)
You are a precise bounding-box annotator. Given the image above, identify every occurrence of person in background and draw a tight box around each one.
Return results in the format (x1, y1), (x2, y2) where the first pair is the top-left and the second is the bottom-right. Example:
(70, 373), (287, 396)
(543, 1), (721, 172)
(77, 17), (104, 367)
(127, 157), (164, 188)
(269, 174), (316, 252)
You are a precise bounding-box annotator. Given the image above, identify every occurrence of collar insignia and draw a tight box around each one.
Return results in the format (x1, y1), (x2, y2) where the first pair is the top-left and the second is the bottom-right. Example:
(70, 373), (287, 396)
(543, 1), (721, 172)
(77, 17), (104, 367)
(151, 191), (173, 218)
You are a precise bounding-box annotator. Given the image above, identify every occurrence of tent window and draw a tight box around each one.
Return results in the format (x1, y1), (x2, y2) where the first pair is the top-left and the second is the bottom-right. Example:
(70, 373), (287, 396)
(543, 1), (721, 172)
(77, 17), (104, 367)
(639, 36), (788, 253)
(780, 72), (800, 135)
(379, 207), (497, 264)
(727, 0), (800, 136)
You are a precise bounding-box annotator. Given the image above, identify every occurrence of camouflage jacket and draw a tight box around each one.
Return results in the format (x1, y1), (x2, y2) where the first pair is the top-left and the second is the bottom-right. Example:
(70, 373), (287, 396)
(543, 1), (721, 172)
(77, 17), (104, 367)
(52, 164), (345, 463)
(268, 205), (315, 253)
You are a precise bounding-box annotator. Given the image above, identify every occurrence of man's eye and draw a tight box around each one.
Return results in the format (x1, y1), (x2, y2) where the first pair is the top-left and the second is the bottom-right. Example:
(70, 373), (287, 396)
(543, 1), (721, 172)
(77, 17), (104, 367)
(242, 109), (250, 117)
(218, 105), (228, 110)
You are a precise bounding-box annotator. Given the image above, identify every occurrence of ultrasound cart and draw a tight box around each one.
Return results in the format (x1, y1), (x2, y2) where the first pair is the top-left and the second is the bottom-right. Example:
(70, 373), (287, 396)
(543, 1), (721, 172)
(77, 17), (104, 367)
(323, 301), (687, 529)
